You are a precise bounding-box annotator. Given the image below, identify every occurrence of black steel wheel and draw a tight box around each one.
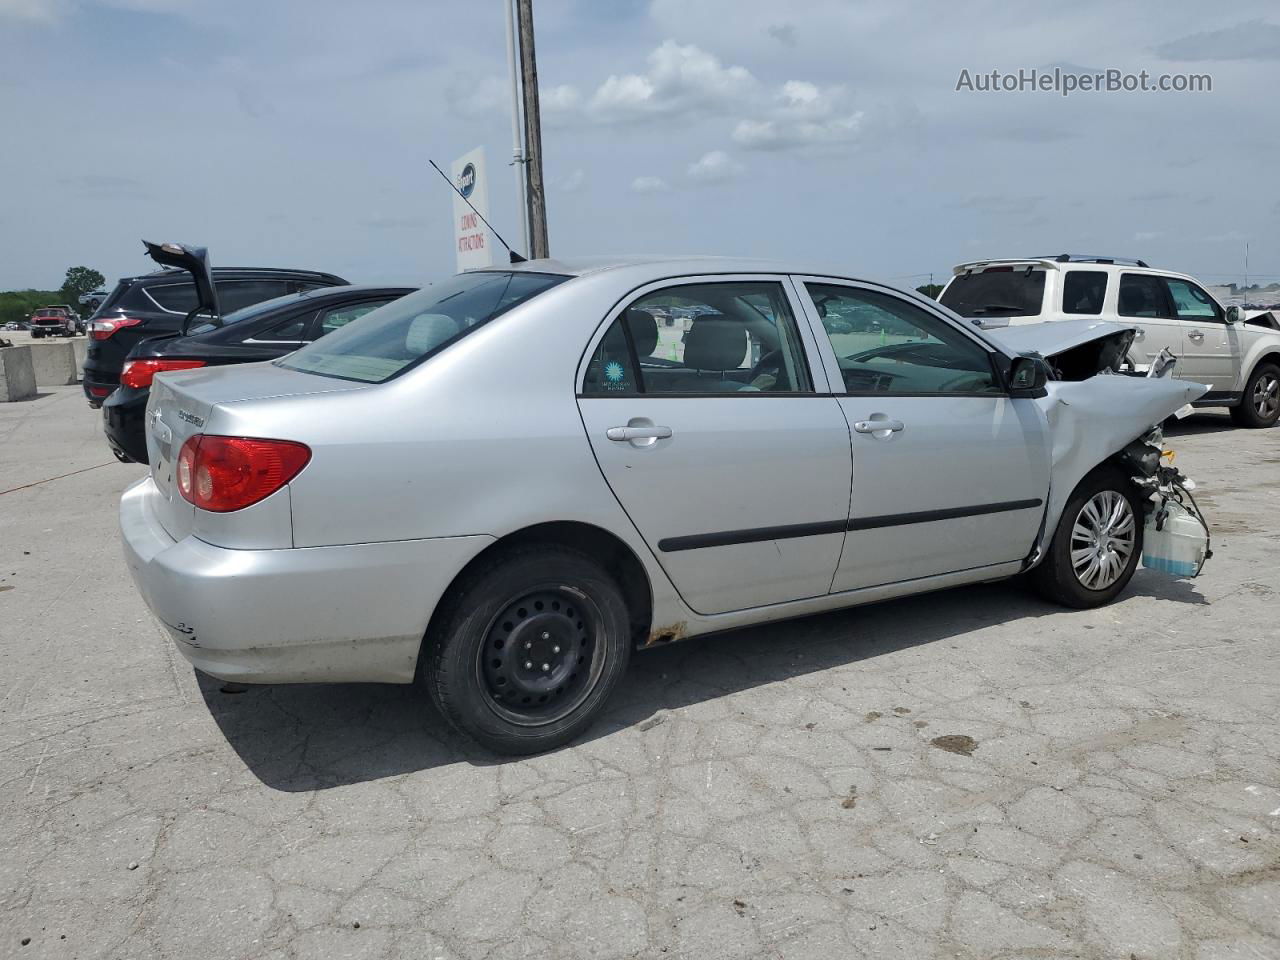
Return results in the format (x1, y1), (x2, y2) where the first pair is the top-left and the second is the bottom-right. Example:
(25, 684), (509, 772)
(426, 545), (632, 755)
(478, 588), (605, 726)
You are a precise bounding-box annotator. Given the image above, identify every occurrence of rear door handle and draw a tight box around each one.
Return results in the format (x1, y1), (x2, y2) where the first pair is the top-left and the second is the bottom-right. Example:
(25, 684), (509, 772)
(607, 425), (672, 442)
(853, 419), (905, 434)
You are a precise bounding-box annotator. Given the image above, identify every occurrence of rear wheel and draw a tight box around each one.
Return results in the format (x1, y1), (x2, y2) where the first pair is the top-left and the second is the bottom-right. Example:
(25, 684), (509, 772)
(425, 545), (632, 755)
(1031, 466), (1144, 608)
(1230, 362), (1280, 428)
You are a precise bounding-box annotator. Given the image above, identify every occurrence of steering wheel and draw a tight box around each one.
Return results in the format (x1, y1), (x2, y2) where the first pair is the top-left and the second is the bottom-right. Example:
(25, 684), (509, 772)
(747, 348), (784, 387)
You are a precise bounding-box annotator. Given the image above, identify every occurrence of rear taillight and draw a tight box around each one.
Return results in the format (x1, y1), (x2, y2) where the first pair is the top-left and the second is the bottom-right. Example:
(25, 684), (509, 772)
(120, 358), (205, 389)
(176, 435), (311, 513)
(88, 385), (113, 398)
(89, 316), (143, 340)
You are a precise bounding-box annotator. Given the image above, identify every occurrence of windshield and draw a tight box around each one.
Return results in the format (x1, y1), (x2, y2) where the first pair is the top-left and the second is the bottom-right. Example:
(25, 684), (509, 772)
(940, 268), (1045, 318)
(279, 271), (567, 383)
(187, 292), (307, 336)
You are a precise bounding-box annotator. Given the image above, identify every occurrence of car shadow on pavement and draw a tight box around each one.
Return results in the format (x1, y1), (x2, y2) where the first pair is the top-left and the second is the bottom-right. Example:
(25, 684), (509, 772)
(200, 576), (1206, 790)
(1164, 411), (1239, 436)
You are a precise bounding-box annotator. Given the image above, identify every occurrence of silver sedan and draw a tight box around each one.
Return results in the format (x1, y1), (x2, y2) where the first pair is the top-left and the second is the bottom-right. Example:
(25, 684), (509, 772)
(120, 257), (1207, 753)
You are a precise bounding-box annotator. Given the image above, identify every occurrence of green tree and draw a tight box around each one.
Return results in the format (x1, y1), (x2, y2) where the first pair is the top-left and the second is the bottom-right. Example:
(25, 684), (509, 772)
(915, 283), (944, 299)
(58, 266), (105, 307)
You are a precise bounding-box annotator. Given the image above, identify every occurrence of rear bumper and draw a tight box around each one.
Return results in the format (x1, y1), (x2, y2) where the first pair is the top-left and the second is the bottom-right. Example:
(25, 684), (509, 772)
(102, 387), (149, 463)
(83, 354), (121, 405)
(120, 477), (493, 684)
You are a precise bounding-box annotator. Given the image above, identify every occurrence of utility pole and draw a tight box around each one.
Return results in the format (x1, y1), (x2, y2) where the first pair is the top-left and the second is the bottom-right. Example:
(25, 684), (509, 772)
(503, 0), (528, 256)
(515, 0), (549, 259)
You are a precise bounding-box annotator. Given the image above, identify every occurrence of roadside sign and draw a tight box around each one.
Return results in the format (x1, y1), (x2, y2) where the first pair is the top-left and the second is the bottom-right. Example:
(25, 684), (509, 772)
(451, 147), (494, 272)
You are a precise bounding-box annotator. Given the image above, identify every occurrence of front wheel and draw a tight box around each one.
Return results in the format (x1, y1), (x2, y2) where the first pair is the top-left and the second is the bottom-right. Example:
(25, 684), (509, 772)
(1031, 466), (1144, 608)
(425, 545), (632, 755)
(1230, 362), (1280, 428)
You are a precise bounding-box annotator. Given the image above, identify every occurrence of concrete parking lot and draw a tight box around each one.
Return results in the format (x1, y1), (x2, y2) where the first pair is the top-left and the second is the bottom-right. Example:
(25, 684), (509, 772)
(2, 385), (1278, 960)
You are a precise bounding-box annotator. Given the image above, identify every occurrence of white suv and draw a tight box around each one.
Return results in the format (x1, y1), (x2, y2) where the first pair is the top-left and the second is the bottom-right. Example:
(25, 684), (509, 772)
(939, 255), (1280, 428)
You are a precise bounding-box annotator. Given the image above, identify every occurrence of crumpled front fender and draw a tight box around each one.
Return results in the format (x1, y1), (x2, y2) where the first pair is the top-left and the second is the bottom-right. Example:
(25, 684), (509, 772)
(1032, 375), (1208, 558)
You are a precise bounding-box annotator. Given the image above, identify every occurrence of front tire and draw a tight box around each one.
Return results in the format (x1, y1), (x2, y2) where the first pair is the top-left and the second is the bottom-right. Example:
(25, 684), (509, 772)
(1230, 362), (1280, 428)
(425, 545), (632, 755)
(1031, 466), (1144, 608)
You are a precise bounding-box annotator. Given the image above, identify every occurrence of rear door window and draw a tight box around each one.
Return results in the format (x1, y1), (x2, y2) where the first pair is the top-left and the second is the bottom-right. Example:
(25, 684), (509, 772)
(939, 267), (1045, 318)
(1118, 274), (1172, 318)
(581, 281), (811, 396)
(250, 311), (314, 342)
(1061, 271), (1107, 315)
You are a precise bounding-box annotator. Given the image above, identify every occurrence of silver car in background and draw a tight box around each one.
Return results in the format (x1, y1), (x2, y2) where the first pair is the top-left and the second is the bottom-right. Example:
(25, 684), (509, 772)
(120, 257), (1207, 754)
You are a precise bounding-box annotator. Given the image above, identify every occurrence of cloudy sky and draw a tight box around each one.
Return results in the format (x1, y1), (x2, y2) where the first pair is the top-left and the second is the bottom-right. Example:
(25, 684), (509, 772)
(2, 0), (1278, 292)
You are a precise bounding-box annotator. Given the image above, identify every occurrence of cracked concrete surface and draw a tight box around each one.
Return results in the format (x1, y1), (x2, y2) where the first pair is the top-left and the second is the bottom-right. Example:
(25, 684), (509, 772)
(2, 386), (1278, 959)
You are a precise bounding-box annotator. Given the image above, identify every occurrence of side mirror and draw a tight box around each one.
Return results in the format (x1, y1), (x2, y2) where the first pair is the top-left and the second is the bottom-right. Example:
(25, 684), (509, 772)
(1225, 305), (1244, 325)
(1008, 355), (1049, 397)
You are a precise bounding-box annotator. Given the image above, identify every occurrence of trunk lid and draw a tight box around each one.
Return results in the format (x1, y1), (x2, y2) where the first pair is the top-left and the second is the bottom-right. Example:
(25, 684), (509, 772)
(142, 241), (219, 326)
(144, 362), (368, 541)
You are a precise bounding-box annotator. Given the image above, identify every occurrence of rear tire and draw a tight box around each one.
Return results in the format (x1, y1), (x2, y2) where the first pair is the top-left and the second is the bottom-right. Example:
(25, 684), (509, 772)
(1031, 465), (1144, 608)
(1230, 362), (1280, 428)
(425, 545), (632, 755)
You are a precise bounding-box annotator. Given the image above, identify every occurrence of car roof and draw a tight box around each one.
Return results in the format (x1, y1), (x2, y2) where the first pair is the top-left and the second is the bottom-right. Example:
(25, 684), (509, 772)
(297, 283), (415, 298)
(491, 255), (881, 286)
(949, 257), (1207, 286)
(117, 266), (349, 284)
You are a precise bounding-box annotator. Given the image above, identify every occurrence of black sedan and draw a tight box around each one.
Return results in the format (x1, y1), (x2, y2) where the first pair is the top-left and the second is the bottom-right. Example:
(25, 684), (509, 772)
(103, 284), (414, 463)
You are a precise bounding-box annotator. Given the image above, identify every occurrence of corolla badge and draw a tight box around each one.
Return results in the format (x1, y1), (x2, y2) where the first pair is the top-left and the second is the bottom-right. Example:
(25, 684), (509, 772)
(176, 409), (204, 427)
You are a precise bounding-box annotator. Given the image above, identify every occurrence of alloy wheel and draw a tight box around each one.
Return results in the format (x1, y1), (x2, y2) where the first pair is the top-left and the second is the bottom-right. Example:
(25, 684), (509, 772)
(1252, 372), (1279, 421)
(1070, 490), (1136, 591)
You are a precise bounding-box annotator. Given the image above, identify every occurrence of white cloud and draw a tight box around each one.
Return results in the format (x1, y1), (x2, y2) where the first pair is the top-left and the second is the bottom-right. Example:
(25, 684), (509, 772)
(541, 83), (581, 113)
(731, 79), (864, 151)
(686, 150), (743, 183)
(443, 73), (507, 116)
(1156, 19), (1280, 61)
(556, 168), (585, 193)
(630, 175), (669, 193)
(0, 0), (63, 20)
(587, 40), (756, 122)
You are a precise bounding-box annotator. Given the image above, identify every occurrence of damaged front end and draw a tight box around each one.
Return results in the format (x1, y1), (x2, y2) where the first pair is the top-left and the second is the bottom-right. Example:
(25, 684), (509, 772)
(993, 321), (1214, 579)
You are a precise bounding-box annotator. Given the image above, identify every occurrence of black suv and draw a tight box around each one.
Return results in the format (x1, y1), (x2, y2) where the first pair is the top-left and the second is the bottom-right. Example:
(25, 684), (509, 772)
(83, 242), (347, 404)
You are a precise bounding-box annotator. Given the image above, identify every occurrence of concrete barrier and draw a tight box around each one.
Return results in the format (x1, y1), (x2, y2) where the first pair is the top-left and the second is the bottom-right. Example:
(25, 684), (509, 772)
(28, 341), (78, 386)
(71, 338), (88, 381)
(1, 346), (37, 401)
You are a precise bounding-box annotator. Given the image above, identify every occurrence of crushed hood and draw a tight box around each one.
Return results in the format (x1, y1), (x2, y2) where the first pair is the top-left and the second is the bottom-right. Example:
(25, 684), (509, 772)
(984, 319), (1135, 359)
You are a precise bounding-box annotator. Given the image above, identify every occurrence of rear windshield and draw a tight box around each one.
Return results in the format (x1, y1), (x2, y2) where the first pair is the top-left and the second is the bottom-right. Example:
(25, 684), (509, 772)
(940, 268), (1045, 318)
(279, 271), (567, 383)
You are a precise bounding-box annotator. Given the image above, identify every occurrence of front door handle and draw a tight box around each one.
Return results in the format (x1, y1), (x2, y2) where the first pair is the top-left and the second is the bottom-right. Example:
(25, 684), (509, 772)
(853, 419), (905, 435)
(1187, 330), (1205, 342)
(607, 425), (672, 442)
